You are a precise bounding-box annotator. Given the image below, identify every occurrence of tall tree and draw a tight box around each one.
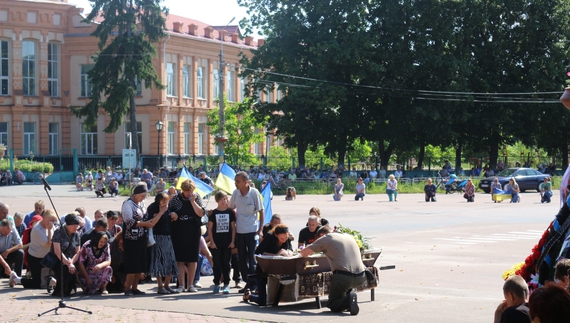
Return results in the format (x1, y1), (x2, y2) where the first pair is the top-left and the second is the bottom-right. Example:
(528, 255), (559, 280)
(207, 98), (267, 166)
(71, 0), (168, 162)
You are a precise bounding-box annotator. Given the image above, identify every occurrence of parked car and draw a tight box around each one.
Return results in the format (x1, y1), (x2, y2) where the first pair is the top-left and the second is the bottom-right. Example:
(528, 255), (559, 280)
(478, 168), (550, 193)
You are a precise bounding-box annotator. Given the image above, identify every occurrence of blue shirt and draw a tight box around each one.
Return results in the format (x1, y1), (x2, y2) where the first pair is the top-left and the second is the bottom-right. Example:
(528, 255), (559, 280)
(0, 226), (22, 253)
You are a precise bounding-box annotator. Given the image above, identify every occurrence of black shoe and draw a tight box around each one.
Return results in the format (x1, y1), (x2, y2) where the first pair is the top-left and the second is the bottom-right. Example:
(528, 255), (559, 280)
(238, 288), (247, 293)
(349, 291), (359, 315)
(132, 289), (146, 295)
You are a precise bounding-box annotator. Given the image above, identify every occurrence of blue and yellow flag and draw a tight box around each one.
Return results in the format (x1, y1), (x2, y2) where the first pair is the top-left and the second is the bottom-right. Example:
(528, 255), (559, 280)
(176, 166), (214, 198)
(215, 162), (236, 194)
(260, 181), (273, 225)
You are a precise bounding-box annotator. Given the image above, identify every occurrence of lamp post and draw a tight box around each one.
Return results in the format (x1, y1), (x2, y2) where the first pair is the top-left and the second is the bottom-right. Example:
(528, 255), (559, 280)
(155, 120), (163, 169)
(215, 17), (236, 166)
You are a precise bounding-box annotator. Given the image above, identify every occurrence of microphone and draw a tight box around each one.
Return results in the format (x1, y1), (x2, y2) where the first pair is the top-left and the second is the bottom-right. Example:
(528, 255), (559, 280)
(40, 175), (52, 191)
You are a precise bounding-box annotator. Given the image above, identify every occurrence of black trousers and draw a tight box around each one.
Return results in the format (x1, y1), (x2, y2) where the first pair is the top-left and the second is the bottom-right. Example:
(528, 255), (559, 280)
(236, 233), (256, 283)
(21, 253), (43, 289)
(3, 249), (24, 276)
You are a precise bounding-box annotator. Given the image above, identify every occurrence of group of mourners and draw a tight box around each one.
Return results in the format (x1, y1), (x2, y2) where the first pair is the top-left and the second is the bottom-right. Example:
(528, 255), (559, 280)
(0, 171), (370, 316)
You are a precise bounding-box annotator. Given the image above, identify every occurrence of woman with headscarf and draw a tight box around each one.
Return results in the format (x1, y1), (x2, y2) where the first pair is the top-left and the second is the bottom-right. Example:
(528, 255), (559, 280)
(51, 212), (82, 297)
(121, 183), (155, 296)
(77, 231), (113, 294)
(169, 179), (205, 293)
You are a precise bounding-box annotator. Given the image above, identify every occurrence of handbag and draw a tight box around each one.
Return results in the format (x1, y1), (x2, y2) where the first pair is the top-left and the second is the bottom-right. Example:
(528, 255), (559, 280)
(147, 227), (156, 247)
(40, 251), (59, 270)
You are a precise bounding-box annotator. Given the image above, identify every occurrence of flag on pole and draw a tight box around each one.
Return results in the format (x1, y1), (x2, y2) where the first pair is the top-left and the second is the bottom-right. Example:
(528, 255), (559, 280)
(260, 181), (273, 225)
(175, 166), (214, 198)
(215, 162), (237, 194)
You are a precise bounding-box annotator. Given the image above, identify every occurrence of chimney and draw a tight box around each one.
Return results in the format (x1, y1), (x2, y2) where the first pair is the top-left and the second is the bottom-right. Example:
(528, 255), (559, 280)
(218, 30), (227, 41)
(188, 23), (198, 36)
(231, 33), (239, 44)
(257, 38), (265, 47)
(245, 36), (253, 46)
(204, 26), (214, 39)
(172, 21), (183, 33)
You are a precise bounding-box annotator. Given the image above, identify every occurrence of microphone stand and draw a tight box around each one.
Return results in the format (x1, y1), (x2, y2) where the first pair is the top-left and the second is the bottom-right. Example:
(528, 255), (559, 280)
(38, 176), (92, 316)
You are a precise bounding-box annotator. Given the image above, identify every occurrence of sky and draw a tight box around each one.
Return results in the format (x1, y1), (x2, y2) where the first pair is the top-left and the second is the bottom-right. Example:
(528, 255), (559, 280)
(68, 0), (257, 35)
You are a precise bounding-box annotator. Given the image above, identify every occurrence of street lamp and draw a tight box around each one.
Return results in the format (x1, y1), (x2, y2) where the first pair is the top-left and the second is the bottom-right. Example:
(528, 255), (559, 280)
(155, 120), (163, 169)
(215, 17), (236, 166)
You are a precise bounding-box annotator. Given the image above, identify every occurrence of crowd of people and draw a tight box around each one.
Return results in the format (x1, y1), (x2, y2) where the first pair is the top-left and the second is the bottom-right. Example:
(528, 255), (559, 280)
(0, 171), (370, 316)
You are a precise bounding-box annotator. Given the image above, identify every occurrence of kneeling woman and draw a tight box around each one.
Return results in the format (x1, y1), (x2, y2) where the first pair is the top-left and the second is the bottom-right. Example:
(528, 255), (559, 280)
(77, 231), (113, 294)
(243, 224), (293, 306)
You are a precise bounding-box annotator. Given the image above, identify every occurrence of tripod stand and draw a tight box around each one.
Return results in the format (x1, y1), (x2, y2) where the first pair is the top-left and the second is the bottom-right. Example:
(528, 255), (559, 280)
(38, 176), (92, 316)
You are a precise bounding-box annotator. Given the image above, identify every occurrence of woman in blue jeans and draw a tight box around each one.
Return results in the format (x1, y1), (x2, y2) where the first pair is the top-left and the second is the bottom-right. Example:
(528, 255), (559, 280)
(354, 178), (366, 201)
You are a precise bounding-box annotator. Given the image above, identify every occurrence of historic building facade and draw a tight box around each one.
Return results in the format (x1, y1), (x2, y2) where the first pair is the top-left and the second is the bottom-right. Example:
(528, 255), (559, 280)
(0, 0), (271, 162)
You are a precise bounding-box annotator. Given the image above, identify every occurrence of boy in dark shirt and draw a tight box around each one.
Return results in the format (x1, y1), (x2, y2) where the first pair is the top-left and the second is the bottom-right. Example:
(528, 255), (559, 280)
(494, 275), (531, 323)
(207, 191), (236, 294)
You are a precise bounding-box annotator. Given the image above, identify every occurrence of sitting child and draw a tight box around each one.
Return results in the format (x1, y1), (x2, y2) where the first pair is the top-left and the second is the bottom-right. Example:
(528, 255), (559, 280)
(493, 275), (531, 323)
(285, 187), (296, 200)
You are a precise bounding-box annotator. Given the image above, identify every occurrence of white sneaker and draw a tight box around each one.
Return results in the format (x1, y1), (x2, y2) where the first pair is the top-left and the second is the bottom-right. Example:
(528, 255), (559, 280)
(175, 287), (185, 293)
(49, 277), (57, 288)
(187, 285), (198, 292)
(9, 272), (18, 287)
(193, 281), (202, 288)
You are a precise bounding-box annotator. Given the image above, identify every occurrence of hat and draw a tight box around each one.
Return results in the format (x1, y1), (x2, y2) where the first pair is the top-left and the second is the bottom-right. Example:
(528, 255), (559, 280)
(133, 183), (148, 195)
(65, 213), (81, 226)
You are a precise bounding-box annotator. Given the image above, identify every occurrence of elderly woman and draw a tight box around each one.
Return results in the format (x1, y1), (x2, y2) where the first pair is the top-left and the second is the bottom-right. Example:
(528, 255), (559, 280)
(148, 192), (178, 294)
(387, 174), (398, 202)
(9, 209), (57, 289)
(121, 183), (155, 296)
(169, 179), (205, 293)
(77, 231), (112, 294)
(506, 177), (520, 203)
(464, 179), (475, 202)
(51, 213), (82, 297)
(243, 224), (293, 306)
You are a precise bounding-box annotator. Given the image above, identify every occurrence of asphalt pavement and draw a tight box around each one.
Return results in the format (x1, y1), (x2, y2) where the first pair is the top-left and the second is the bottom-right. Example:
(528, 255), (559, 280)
(0, 183), (560, 322)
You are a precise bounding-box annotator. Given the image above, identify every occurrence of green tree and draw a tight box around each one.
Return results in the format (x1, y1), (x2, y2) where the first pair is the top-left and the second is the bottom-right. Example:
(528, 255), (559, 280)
(208, 98), (267, 167)
(71, 0), (168, 161)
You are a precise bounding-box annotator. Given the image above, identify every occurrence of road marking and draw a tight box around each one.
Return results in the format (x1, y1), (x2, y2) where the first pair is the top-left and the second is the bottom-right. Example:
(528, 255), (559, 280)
(435, 230), (542, 245)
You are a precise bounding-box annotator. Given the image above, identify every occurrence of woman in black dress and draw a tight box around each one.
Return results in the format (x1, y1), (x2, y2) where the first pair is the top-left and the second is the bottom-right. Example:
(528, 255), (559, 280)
(121, 183), (155, 296)
(51, 213), (82, 297)
(169, 179), (205, 293)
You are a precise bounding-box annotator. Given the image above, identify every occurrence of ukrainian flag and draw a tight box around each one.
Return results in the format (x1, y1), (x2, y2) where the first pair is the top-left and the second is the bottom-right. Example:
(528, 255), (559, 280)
(215, 162), (237, 194)
(175, 166), (214, 198)
(260, 181), (273, 225)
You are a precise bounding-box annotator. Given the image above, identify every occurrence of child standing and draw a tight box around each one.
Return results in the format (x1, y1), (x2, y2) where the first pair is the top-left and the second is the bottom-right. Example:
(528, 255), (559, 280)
(207, 191), (236, 294)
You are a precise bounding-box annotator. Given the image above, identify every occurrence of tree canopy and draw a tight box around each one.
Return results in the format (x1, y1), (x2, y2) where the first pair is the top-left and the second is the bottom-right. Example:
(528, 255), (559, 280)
(238, 0), (570, 169)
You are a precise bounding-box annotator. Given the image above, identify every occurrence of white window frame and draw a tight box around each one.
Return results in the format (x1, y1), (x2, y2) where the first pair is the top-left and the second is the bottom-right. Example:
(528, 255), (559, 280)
(213, 68), (219, 100)
(48, 122), (59, 156)
(183, 65), (191, 98)
(80, 64), (94, 97)
(167, 63), (175, 96)
(239, 78), (246, 102)
(198, 123), (204, 154)
(0, 122), (7, 146)
(22, 41), (36, 96)
(23, 122), (35, 155)
(227, 70), (234, 102)
(48, 43), (59, 97)
(197, 67), (205, 99)
(0, 40), (9, 96)
(81, 123), (98, 155)
(167, 121), (175, 155)
(124, 121), (142, 148)
(183, 122), (191, 155)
